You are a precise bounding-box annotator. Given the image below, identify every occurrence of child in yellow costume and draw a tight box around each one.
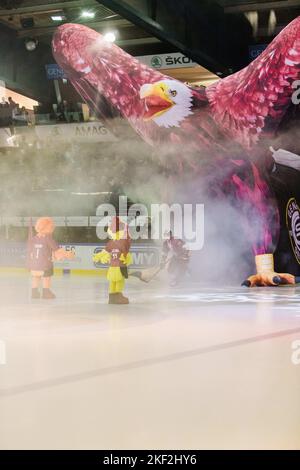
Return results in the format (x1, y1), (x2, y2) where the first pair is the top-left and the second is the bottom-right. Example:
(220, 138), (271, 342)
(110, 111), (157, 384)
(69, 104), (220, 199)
(93, 217), (132, 304)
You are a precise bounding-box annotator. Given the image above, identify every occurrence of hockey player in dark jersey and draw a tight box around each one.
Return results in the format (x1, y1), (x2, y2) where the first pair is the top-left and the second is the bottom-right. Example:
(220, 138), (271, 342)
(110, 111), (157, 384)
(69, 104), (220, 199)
(27, 217), (74, 299)
(161, 231), (190, 287)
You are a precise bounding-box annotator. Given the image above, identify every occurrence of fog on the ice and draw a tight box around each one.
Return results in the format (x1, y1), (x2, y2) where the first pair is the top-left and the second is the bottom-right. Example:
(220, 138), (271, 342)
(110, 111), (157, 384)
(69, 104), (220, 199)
(3, 113), (299, 285)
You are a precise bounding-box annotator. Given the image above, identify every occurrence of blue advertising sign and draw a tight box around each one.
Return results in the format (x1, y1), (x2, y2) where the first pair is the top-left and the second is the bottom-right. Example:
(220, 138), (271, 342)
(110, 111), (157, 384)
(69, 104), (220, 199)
(248, 44), (268, 61)
(45, 64), (67, 80)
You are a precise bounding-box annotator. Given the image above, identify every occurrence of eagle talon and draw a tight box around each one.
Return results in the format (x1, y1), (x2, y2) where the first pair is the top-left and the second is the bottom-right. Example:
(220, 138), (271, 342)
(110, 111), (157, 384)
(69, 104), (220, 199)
(244, 272), (295, 287)
(272, 275), (282, 285)
(243, 254), (296, 287)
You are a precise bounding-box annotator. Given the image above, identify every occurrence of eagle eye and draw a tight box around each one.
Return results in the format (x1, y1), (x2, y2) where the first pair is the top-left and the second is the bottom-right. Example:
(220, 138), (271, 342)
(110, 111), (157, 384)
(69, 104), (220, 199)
(170, 90), (177, 97)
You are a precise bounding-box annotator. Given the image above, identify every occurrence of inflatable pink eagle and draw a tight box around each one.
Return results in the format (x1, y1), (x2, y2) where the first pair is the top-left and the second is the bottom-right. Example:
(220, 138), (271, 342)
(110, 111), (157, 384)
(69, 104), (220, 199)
(52, 18), (300, 286)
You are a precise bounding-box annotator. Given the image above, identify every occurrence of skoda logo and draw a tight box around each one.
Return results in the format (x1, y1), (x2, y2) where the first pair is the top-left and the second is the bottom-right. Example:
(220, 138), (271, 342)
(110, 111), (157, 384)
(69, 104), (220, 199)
(286, 198), (300, 264)
(151, 56), (162, 68)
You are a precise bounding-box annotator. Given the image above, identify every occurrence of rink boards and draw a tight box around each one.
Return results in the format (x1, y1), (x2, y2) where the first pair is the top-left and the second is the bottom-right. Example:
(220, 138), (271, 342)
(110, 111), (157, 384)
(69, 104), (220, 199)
(0, 242), (160, 274)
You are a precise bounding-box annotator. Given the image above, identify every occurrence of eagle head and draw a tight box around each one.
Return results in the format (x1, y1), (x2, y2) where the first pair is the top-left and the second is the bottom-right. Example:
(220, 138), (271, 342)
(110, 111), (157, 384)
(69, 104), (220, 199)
(139, 79), (194, 128)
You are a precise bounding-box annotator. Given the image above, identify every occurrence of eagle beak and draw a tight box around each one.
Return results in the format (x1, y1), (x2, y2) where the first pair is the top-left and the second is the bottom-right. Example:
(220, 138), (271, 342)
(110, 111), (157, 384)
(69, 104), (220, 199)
(140, 83), (174, 121)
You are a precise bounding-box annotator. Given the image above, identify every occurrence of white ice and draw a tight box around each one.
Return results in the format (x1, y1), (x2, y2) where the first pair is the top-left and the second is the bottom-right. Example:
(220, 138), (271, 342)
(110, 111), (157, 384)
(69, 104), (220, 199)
(0, 273), (300, 449)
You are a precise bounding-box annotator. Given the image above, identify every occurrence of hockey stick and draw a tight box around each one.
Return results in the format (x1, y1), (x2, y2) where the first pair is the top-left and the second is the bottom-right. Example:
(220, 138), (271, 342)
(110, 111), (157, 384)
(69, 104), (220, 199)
(130, 260), (170, 283)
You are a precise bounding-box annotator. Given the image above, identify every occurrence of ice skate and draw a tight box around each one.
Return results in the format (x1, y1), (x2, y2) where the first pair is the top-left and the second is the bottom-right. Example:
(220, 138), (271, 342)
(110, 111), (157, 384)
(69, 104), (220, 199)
(42, 288), (56, 299)
(115, 293), (129, 304)
(31, 288), (40, 299)
(108, 293), (118, 304)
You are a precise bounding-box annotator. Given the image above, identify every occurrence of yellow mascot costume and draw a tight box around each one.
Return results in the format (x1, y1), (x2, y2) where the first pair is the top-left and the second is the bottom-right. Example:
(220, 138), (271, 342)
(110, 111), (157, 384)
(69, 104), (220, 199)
(93, 216), (132, 304)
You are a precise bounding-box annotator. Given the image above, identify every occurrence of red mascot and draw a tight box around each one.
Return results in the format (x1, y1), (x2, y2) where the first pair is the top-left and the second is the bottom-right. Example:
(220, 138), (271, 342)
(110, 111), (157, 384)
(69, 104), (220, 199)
(27, 217), (74, 299)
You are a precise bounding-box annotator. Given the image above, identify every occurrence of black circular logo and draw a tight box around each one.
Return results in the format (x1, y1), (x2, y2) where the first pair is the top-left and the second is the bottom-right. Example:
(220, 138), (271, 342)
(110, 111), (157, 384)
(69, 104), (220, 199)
(286, 198), (300, 265)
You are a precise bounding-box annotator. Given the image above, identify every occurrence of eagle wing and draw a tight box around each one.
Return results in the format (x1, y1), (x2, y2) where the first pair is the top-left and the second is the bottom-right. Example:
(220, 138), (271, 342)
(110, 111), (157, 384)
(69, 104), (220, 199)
(207, 16), (300, 149)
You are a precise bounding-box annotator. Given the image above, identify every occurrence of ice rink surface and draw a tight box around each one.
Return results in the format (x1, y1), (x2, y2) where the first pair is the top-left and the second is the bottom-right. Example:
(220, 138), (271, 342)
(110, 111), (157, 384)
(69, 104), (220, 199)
(0, 273), (300, 449)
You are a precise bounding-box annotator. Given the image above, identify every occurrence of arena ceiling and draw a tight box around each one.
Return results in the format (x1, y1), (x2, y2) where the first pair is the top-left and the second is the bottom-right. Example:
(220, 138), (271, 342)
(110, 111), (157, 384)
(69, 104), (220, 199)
(0, 0), (157, 48)
(98, 0), (300, 74)
(0, 1), (299, 49)
(0, 0), (299, 84)
(0, 0), (220, 86)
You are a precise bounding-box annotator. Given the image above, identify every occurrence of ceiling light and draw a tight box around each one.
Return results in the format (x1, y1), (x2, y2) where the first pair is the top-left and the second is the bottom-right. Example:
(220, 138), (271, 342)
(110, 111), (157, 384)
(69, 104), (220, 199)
(25, 38), (38, 51)
(51, 15), (65, 22)
(81, 10), (95, 19)
(104, 31), (116, 43)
